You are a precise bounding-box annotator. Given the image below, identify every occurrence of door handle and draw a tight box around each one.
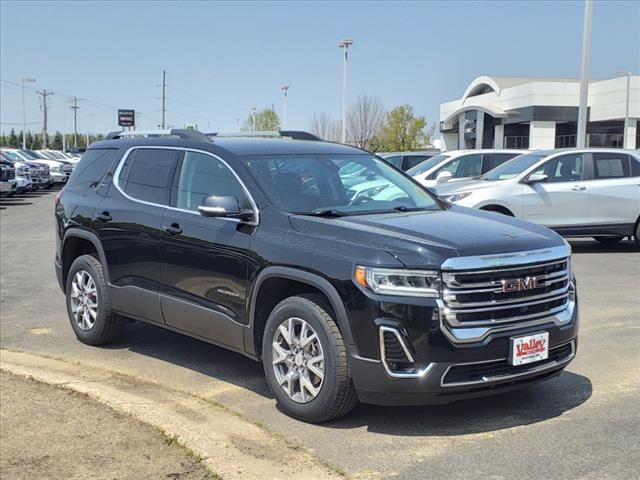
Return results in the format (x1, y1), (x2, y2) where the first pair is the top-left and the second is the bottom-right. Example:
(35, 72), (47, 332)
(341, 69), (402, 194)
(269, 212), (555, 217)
(95, 211), (112, 222)
(571, 185), (586, 191)
(162, 223), (183, 235)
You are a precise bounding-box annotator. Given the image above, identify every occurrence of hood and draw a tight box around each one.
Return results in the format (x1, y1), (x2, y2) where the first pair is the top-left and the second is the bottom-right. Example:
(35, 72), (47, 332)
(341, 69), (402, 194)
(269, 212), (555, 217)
(433, 177), (509, 196)
(289, 206), (564, 268)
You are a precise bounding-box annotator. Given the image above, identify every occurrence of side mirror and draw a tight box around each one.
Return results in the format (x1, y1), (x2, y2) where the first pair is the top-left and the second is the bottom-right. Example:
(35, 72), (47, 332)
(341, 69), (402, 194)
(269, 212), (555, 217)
(198, 195), (253, 221)
(436, 170), (453, 185)
(523, 173), (548, 184)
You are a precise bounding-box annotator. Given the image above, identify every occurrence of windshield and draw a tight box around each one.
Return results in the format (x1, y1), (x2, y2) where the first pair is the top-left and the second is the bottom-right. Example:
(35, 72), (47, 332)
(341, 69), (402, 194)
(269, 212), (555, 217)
(406, 153), (450, 176)
(48, 151), (66, 159)
(1, 150), (20, 162)
(481, 153), (546, 181)
(18, 150), (38, 160)
(243, 154), (439, 215)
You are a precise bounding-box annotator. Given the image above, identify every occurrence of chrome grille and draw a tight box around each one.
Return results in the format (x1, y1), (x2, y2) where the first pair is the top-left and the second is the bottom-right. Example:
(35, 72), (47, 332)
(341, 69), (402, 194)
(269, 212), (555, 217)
(442, 258), (570, 328)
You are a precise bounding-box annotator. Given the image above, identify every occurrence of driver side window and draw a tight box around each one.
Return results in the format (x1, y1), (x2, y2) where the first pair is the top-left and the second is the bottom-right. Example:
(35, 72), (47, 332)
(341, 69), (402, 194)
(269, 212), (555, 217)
(437, 154), (482, 178)
(176, 151), (250, 212)
(535, 154), (584, 183)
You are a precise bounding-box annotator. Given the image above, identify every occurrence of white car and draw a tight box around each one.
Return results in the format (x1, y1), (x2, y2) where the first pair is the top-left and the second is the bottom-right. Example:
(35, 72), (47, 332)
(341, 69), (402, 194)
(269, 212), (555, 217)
(43, 150), (81, 165)
(3, 149), (68, 184)
(408, 149), (523, 188)
(437, 149), (640, 248)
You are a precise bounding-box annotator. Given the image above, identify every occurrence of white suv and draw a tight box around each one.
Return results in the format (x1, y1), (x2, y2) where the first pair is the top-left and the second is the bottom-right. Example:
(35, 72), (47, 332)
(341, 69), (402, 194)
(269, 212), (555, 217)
(408, 149), (523, 188)
(437, 149), (640, 248)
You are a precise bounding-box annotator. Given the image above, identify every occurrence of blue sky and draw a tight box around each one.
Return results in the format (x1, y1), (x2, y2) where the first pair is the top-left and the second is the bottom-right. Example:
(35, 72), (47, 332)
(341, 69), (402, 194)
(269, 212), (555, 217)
(1, 0), (638, 136)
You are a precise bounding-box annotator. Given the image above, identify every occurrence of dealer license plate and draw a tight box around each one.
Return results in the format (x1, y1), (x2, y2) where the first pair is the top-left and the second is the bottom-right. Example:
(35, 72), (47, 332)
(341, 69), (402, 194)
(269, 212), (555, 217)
(511, 332), (549, 366)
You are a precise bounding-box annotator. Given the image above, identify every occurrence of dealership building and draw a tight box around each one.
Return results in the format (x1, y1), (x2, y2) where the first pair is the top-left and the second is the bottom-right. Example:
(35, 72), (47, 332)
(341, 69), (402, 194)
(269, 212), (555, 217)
(439, 75), (639, 151)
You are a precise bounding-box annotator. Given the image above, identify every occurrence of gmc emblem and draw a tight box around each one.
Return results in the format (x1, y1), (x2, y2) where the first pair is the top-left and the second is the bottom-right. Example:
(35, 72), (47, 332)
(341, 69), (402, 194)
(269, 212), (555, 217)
(501, 276), (546, 293)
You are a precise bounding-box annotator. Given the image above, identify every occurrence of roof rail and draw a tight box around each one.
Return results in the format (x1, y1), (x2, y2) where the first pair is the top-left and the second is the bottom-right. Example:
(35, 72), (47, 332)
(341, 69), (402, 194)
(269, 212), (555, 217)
(105, 129), (212, 142)
(207, 130), (322, 141)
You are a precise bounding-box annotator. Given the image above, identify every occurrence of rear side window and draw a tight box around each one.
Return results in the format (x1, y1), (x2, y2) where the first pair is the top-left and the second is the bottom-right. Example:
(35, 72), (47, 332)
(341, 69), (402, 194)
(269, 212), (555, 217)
(384, 155), (403, 168)
(119, 148), (180, 205)
(483, 153), (518, 173)
(592, 152), (630, 179)
(631, 156), (640, 177)
(67, 149), (119, 188)
(404, 155), (431, 170)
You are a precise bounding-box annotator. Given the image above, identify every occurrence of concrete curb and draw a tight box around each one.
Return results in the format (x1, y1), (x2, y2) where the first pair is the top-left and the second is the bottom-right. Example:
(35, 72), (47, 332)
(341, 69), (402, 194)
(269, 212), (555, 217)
(0, 349), (343, 480)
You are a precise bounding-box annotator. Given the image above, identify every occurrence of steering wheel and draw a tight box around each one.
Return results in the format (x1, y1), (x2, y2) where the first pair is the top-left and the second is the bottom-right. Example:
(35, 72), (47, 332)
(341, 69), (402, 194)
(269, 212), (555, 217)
(348, 195), (374, 207)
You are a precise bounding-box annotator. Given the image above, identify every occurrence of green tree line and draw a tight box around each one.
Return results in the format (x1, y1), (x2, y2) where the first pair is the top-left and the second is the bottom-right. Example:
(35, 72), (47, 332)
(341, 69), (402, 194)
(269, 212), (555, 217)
(0, 129), (104, 150)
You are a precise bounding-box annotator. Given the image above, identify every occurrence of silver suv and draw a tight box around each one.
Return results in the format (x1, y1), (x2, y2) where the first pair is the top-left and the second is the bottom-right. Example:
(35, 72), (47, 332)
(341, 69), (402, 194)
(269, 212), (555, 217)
(437, 149), (640, 248)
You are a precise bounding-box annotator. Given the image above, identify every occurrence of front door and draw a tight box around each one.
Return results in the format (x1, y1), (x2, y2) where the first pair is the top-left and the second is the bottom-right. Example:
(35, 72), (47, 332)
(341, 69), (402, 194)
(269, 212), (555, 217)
(521, 153), (589, 227)
(160, 150), (254, 350)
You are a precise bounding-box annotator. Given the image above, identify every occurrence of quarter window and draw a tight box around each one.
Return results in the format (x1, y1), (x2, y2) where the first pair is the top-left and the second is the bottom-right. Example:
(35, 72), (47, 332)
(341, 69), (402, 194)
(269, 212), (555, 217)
(384, 155), (403, 169)
(119, 148), (180, 205)
(176, 151), (250, 212)
(67, 149), (118, 188)
(592, 153), (630, 179)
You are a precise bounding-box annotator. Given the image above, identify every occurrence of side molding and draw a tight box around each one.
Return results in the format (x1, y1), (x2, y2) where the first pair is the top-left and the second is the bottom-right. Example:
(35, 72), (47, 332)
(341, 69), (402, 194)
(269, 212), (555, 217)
(245, 266), (355, 358)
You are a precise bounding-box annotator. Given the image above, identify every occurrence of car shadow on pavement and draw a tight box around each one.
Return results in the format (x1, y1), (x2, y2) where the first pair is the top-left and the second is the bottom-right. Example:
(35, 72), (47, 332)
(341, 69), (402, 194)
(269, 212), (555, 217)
(568, 238), (637, 254)
(103, 321), (272, 398)
(0, 198), (33, 207)
(324, 371), (592, 436)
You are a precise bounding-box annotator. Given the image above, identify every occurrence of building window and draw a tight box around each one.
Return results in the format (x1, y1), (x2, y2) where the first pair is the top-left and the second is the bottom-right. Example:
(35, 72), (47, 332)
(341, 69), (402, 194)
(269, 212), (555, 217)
(504, 136), (529, 149)
(555, 135), (576, 148)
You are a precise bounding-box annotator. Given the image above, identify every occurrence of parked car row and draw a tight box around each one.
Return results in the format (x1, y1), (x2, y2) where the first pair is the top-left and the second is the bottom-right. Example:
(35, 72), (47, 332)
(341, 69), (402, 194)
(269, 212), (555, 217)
(0, 148), (80, 195)
(365, 148), (640, 249)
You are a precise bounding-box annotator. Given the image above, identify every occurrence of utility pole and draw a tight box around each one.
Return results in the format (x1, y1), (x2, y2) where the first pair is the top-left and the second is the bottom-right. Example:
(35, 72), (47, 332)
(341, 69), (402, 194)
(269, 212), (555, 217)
(338, 38), (354, 144)
(282, 85), (289, 129)
(251, 107), (257, 131)
(62, 98), (67, 152)
(70, 97), (80, 148)
(576, 0), (593, 148)
(21, 78), (36, 149)
(37, 89), (53, 148)
(161, 70), (167, 129)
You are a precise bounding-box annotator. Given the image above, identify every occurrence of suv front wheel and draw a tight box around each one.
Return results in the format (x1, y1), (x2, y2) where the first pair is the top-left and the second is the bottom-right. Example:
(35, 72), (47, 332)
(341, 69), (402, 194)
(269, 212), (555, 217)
(65, 254), (123, 345)
(262, 294), (357, 423)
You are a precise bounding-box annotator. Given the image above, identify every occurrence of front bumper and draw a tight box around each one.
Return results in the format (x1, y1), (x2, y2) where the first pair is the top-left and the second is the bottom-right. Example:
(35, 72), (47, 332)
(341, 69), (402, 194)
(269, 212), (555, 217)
(50, 172), (67, 183)
(347, 286), (579, 406)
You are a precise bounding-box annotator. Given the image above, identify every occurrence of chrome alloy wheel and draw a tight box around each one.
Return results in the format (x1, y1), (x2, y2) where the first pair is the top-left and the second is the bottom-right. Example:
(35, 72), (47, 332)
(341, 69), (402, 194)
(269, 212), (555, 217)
(69, 270), (98, 331)
(272, 317), (325, 403)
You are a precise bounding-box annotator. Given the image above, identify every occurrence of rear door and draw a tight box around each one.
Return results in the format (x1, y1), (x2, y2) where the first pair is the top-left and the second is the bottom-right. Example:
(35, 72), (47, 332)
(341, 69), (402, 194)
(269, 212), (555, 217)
(159, 149), (254, 350)
(521, 153), (588, 227)
(97, 147), (180, 324)
(584, 152), (640, 227)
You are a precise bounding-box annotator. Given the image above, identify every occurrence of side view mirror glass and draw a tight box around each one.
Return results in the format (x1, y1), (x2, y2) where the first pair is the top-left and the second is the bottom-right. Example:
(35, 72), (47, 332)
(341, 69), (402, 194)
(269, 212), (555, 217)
(436, 170), (453, 185)
(198, 195), (253, 221)
(524, 173), (548, 184)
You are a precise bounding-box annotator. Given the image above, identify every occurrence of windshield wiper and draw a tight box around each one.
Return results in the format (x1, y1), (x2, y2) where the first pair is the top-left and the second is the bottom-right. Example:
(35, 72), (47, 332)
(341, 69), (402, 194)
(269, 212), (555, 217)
(295, 209), (347, 217)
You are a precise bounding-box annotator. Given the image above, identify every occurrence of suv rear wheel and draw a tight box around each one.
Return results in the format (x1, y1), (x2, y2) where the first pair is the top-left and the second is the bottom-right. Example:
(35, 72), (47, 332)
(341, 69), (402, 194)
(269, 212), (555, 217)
(65, 254), (123, 345)
(262, 294), (357, 423)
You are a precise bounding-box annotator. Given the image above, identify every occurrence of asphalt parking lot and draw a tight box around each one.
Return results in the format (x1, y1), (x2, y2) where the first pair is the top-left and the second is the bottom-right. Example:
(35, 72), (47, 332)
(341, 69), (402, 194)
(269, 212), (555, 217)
(1, 188), (639, 480)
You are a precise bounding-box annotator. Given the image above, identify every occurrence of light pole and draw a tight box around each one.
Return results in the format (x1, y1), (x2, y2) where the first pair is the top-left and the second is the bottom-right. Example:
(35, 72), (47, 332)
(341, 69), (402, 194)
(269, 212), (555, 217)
(251, 107), (257, 131)
(21, 78), (36, 148)
(576, 0), (593, 148)
(616, 71), (632, 148)
(282, 85), (289, 129)
(338, 38), (353, 144)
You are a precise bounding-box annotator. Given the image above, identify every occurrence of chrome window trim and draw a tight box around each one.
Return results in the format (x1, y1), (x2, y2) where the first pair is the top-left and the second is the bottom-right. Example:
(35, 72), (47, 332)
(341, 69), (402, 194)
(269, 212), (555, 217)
(113, 145), (260, 226)
(378, 326), (436, 379)
(441, 245), (570, 271)
(440, 340), (575, 388)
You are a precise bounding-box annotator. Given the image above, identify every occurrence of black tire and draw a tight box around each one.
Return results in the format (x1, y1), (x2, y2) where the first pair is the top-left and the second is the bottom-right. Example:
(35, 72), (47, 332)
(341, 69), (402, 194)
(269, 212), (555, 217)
(65, 254), (123, 346)
(593, 236), (624, 245)
(262, 294), (358, 423)
(634, 222), (640, 251)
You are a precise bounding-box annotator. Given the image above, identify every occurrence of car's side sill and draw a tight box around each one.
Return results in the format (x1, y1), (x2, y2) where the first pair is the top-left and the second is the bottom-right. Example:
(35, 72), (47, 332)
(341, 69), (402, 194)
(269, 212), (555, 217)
(552, 223), (634, 237)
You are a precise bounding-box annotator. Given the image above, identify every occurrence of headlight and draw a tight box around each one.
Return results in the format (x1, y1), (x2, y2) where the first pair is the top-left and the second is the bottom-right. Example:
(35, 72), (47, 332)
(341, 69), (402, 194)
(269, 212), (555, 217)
(18, 167), (28, 175)
(354, 266), (441, 298)
(51, 166), (62, 173)
(440, 191), (473, 203)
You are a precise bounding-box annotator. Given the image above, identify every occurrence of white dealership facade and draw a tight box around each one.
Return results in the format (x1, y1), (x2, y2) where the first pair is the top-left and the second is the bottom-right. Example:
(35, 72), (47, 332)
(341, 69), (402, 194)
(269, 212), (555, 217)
(439, 75), (639, 151)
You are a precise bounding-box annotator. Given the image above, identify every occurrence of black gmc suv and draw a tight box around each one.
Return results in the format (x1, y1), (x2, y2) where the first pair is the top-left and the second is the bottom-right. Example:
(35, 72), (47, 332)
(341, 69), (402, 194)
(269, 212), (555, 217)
(55, 130), (578, 422)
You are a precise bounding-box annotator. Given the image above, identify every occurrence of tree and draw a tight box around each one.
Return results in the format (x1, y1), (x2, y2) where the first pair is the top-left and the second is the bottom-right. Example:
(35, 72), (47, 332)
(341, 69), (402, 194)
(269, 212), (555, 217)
(25, 131), (35, 149)
(241, 108), (280, 132)
(373, 105), (431, 151)
(51, 131), (63, 150)
(346, 94), (385, 149)
(309, 113), (341, 142)
(8, 129), (19, 147)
